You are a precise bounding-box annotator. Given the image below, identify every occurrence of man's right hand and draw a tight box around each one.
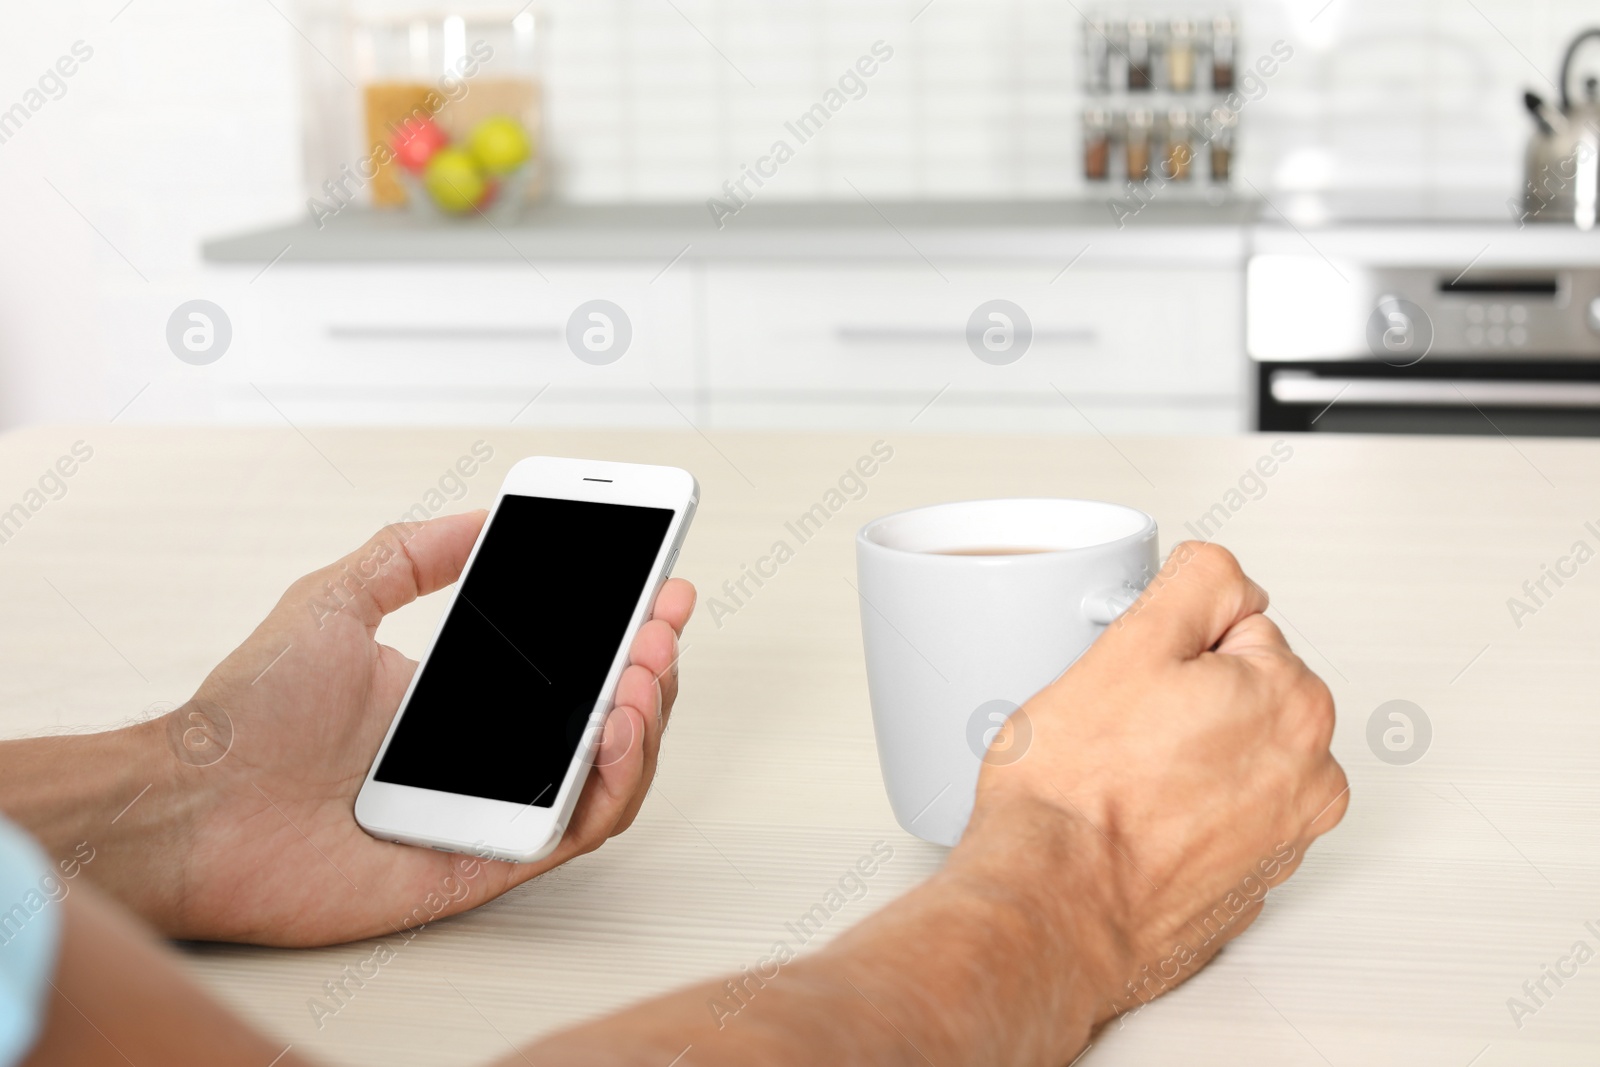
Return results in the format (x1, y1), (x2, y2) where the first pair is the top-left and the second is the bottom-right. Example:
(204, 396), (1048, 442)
(523, 541), (1351, 1067)
(959, 540), (1350, 1025)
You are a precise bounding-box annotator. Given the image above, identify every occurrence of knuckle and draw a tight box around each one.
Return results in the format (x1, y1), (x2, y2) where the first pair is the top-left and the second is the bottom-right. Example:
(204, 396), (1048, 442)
(1163, 538), (1205, 573)
(1314, 762), (1352, 829)
(1303, 667), (1335, 719)
(1255, 615), (1290, 650)
(374, 524), (415, 566)
(1292, 667), (1337, 750)
(1330, 759), (1350, 797)
(1183, 541), (1245, 585)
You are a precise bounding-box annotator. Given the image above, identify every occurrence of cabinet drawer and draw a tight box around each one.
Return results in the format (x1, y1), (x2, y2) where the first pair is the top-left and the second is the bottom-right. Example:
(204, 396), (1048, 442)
(705, 263), (1241, 398)
(241, 265), (697, 394)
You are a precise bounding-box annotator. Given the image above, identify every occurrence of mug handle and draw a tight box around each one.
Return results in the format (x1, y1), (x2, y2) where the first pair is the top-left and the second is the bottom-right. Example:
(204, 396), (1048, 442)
(1082, 585), (1140, 626)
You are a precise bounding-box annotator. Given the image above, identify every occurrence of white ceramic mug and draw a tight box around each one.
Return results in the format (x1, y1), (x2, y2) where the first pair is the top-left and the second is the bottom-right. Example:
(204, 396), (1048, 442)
(855, 499), (1159, 846)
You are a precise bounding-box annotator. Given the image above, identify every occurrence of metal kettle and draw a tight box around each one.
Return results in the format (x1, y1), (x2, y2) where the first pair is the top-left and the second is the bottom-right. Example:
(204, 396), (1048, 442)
(1521, 28), (1600, 228)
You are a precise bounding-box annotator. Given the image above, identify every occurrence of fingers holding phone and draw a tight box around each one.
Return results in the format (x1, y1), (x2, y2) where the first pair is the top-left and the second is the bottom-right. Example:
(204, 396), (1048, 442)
(355, 457), (699, 865)
(556, 572), (699, 844)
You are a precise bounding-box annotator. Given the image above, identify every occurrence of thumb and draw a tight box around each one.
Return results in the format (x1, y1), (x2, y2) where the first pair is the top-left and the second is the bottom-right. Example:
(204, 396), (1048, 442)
(1112, 541), (1268, 660)
(305, 510), (488, 630)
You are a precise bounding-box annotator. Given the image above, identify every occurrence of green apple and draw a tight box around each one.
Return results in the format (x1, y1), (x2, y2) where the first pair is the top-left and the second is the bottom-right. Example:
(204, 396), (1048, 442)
(424, 148), (487, 213)
(468, 116), (532, 176)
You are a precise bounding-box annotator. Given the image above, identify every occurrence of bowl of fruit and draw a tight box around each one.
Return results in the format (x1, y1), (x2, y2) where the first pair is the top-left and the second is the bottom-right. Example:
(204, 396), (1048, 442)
(392, 114), (538, 221)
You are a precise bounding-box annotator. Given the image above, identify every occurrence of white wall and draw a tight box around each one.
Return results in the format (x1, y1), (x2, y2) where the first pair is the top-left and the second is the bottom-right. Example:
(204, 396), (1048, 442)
(533, 0), (1589, 201)
(0, 0), (1592, 428)
(0, 1), (300, 427)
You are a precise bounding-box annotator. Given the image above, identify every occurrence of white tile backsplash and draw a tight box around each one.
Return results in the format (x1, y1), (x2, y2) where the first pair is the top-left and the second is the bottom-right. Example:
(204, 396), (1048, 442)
(501, 0), (1596, 203)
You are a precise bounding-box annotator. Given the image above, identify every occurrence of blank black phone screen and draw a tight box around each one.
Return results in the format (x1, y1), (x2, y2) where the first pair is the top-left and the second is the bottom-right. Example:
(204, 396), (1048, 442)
(375, 494), (675, 806)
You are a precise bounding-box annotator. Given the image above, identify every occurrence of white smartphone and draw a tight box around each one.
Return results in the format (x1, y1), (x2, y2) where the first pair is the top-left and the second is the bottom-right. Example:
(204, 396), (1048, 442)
(354, 455), (698, 863)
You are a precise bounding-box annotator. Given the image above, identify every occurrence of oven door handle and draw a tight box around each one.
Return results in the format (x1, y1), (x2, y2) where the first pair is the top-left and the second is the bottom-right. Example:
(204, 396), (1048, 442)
(1270, 374), (1600, 409)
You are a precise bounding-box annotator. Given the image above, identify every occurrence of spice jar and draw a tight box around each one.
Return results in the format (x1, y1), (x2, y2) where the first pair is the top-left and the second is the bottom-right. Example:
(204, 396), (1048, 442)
(1083, 108), (1112, 181)
(1084, 19), (1112, 94)
(1211, 17), (1236, 92)
(1126, 18), (1153, 91)
(1163, 109), (1193, 180)
(1164, 20), (1203, 93)
(1167, 19), (1196, 93)
(1208, 106), (1238, 182)
(1125, 109), (1154, 181)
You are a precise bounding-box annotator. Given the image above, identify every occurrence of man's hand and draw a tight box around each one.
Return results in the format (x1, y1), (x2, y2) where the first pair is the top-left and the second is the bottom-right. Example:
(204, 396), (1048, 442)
(109, 511), (693, 945)
(521, 542), (1349, 1067)
(955, 539), (1349, 1029)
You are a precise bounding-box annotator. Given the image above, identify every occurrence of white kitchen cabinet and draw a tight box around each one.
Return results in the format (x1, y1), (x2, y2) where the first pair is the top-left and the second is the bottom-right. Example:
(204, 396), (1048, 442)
(189, 264), (702, 427)
(134, 248), (1245, 433)
(702, 262), (1245, 432)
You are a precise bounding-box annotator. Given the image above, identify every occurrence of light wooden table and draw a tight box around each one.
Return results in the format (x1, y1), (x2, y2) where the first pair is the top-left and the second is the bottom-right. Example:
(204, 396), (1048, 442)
(1, 424), (1598, 1066)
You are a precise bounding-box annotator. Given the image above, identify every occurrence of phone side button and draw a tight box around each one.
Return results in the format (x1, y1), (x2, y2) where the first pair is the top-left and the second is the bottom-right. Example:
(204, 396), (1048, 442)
(664, 548), (679, 573)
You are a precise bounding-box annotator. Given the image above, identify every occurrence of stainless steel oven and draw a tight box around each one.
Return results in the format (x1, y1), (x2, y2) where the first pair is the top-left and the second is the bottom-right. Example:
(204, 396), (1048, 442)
(1249, 257), (1600, 435)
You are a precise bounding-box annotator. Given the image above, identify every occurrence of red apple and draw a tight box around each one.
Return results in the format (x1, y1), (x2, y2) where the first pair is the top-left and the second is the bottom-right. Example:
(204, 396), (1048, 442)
(391, 117), (448, 174)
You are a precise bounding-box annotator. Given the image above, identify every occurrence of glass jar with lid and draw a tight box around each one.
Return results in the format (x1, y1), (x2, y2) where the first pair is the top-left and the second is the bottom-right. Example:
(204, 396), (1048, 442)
(1162, 109), (1194, 181)
(1083, 108), (1113, 181)
(1167, 19), (1196, 93)
(353, 5), (543, 209)
(1210, 17), (1237, 92)
(1208, 106), (1238, 182)
(1125, 109), (1154, 181)
(1125, 18), (1154, 91)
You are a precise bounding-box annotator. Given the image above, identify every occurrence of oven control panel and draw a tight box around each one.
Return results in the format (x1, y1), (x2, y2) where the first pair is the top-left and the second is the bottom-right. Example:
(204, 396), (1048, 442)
(1462, 300), (1530, 349)
(1248, 259), (1600, 361)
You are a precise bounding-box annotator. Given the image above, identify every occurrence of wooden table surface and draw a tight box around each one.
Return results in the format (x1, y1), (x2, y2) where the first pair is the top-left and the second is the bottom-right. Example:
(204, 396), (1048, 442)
(1, 424), (1598, 1065)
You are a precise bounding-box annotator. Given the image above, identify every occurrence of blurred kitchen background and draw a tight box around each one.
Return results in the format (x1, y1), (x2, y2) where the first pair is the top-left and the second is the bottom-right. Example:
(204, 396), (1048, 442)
(3, 0), (1600, 435)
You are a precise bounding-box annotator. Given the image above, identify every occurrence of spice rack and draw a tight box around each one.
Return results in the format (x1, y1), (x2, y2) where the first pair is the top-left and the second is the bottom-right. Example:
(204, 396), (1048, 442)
(1080, 14), (1240, 193)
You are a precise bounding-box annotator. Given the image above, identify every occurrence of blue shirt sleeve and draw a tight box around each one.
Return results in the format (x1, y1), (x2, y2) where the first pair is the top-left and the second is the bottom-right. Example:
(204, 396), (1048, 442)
(0, 816), (60, 1067)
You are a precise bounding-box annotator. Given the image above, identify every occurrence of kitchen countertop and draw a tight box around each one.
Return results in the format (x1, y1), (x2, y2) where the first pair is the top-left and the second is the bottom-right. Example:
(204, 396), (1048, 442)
(203, 195), (1600, 269)
(1250, 223), (1600, 266)
(2, 424), (1598, 1065)
(201, 199), (1260, 266)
